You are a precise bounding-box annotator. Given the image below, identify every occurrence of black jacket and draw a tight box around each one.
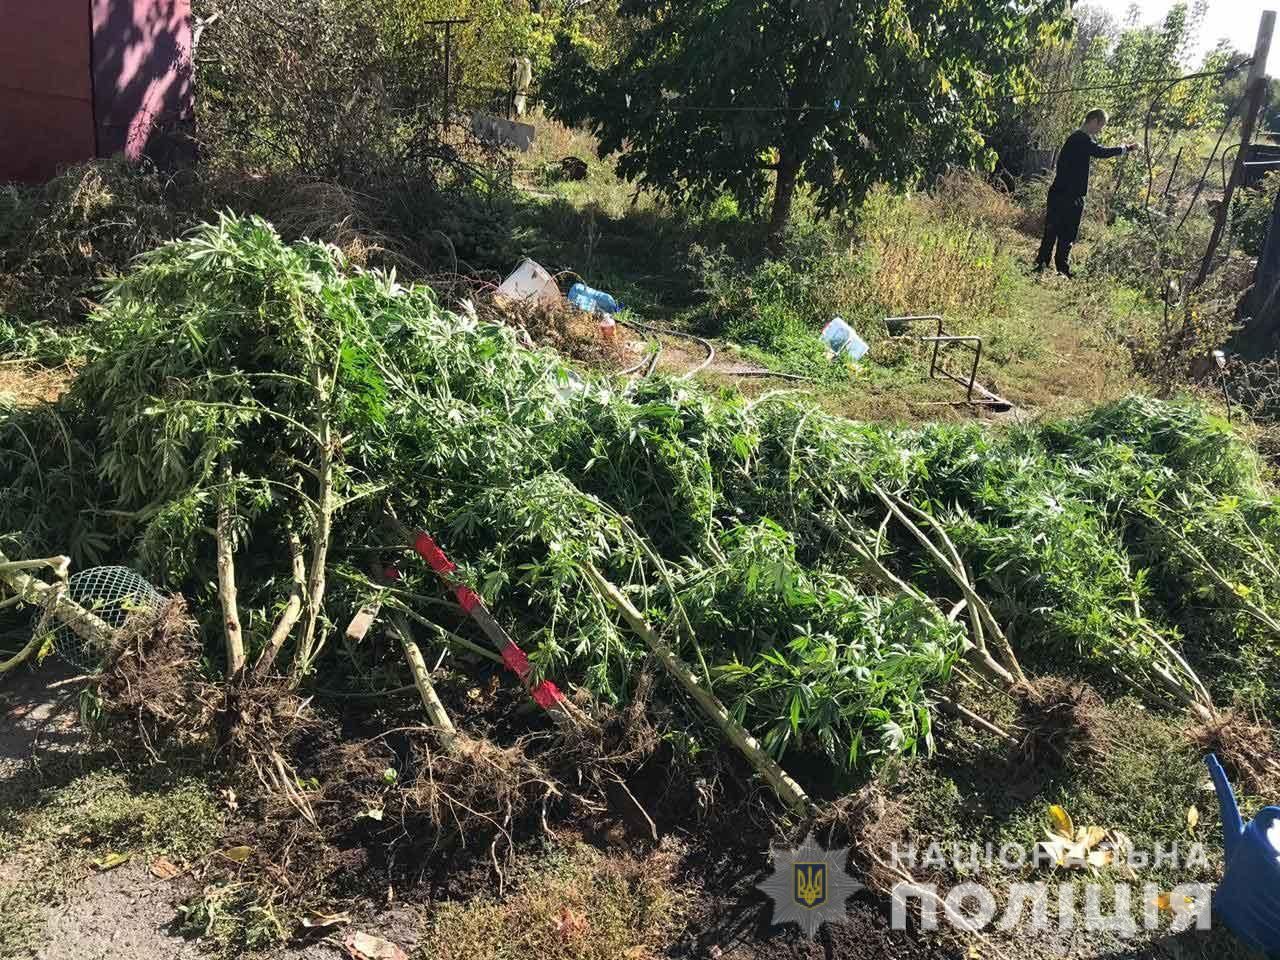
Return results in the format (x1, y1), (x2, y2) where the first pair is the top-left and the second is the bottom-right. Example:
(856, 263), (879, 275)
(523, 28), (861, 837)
(1050, 130), (1125, 198)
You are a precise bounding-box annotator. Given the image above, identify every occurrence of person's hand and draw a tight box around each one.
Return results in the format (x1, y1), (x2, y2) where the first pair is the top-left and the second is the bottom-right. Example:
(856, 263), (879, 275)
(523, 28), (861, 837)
(1125, 142), (1141, 153)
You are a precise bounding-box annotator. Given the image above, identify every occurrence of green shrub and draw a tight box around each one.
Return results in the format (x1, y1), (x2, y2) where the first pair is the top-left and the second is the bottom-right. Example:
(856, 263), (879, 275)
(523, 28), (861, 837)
(1233, 171), (1280, 257)
(0, 159), (187, 354)
(688, 240), (852, 378)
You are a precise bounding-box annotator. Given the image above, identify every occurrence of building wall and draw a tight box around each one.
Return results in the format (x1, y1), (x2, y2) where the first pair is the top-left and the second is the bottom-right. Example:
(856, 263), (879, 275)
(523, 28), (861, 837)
(91, 0), (192, 161)
(0, 0), (97, 182)
(0, 0), (192, 183)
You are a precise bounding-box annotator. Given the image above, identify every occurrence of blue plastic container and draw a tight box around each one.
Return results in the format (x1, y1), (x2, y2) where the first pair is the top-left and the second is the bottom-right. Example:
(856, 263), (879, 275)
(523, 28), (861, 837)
(568, 282), (620, 315)
(1206, 753), (1280, 954)
(821, 316), (869, 361)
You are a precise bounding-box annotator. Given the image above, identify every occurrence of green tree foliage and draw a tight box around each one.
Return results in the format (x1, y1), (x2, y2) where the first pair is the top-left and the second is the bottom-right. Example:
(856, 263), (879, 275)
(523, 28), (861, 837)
(194, 0), (569, 175)
(1023, 1), (1233, 163)
(541, 0), (1068, 237)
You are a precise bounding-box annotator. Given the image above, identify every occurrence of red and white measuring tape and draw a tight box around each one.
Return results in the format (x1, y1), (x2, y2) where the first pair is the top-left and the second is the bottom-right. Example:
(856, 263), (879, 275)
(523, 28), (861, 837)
(388, 516), (572, 719)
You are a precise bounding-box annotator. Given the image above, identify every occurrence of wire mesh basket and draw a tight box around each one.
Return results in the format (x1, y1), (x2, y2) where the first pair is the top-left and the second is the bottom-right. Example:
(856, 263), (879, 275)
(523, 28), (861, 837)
(34, 566), (163, 670)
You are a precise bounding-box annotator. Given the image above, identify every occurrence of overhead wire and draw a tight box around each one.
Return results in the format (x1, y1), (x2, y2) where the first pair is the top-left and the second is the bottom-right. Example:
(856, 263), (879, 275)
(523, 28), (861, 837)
(1175, 91), (1247, 233)
(617, 63), (1246, 115)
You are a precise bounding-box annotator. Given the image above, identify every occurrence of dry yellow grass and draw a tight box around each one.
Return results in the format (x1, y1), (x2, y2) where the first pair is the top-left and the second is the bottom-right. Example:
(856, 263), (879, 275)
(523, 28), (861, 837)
(419, 840), (688, 960)
(0, 361), (74, 406)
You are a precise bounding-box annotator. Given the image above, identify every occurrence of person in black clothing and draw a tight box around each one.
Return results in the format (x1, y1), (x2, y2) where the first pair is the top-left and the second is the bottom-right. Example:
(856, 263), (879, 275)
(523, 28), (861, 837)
(1035, 109), (1138, 277)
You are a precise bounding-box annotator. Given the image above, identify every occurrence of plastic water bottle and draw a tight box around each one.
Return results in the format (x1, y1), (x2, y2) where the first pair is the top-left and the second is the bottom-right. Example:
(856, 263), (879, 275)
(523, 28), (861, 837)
(568, 282), (620, 315)
(820, 317), (869, 361)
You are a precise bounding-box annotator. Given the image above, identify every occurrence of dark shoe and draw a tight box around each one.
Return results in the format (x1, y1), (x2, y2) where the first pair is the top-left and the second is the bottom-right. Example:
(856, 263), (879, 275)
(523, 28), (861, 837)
(1056, 266), (1073, 279)
(1032, 261), (1047, 274)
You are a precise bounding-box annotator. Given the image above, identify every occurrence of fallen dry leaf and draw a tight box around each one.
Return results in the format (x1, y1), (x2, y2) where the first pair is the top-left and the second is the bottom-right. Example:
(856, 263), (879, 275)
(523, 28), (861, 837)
(93, 852), (131, 871)
(1186, 805), (1200, 832)
(150, 856), (182, 880)
(1039, 806), (1116, 871)
(1048, 805), (1074, 840)
(1085, 848), (1113, 869)
(1081, 825), (1107, 850)
(342, 931), (409, 960)
(219, 845), (254, 863)
(301, 910), (352, 929)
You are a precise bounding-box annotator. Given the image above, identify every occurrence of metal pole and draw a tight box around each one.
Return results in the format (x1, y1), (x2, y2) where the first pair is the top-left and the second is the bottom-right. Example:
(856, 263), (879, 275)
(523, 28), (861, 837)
(443, 21), (453, 131)
(1196, 10), (1276, 287)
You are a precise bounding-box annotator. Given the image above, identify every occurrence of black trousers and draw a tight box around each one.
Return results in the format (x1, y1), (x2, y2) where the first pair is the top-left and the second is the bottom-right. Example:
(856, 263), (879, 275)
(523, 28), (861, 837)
(1036, 191), (1085, 273)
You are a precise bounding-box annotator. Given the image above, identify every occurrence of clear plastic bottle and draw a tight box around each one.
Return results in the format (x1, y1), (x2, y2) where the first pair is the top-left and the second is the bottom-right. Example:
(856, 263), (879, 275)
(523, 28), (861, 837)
(820, 316), (868, 360)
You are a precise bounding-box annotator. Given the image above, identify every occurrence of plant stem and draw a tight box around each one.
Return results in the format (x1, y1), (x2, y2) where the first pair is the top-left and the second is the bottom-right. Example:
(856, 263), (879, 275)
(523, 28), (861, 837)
(294, 363), (335, 680)
(584, 562), (813, 815)
(874, 486), (1027, 685)
(216, 465), (246, 676)
(935, 696), (1018, 745)
(253, 530), (306, 679)
(0, 550), (118, 671)
(387, 611), (458, 748)
(392, 603), (504, 665)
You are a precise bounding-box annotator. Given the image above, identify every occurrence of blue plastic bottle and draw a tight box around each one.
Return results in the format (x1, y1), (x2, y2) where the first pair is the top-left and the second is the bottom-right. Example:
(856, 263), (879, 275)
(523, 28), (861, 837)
(568, 282), (620, 315)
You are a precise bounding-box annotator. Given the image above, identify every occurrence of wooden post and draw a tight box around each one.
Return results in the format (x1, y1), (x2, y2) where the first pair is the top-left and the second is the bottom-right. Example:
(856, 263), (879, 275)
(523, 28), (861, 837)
(1196, 10), (1276, 287)
(1249, 190), (1280, 339)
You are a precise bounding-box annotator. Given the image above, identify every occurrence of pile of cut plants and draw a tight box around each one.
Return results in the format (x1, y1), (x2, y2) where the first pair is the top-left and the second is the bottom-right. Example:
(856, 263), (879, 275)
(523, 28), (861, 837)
(1, 215), (1278, 920)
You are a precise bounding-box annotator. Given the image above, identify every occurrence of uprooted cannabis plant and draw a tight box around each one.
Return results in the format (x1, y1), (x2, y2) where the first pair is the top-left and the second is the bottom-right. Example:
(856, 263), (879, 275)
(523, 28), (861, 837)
(2, 214), (1277, 792)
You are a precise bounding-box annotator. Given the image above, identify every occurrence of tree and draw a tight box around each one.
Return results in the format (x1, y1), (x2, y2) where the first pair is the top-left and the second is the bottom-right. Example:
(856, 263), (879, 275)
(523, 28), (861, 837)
(542, 0), (1068, 237)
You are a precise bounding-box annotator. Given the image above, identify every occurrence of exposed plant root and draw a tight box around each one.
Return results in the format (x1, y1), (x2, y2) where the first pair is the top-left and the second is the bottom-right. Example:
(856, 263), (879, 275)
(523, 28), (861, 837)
(1190, 709), (1280, 797)
(1014, 677), (1109, 767)
(96, 597), (204, 757)
(813, 782), (911, 896)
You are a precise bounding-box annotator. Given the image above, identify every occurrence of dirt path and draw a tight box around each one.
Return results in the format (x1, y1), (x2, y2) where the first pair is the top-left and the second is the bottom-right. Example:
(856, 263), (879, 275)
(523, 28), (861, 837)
(0, 667), (424, 960)
(37, 861), (204, 960)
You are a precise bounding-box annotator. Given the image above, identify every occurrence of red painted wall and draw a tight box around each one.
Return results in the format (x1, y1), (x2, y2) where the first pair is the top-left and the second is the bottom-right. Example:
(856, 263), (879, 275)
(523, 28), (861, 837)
(91, 0), (192, 161)
(0, 0), (192, 183)
(0, 0), (97, 182)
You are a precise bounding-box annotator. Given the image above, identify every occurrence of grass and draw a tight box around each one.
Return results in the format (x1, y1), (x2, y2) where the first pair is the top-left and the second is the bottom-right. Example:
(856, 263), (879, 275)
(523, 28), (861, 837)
(885, 692), (1267, 959)
(418, 840), (688, 960)
(508, 119), (1163, 418)
(0, 756), (223, 959)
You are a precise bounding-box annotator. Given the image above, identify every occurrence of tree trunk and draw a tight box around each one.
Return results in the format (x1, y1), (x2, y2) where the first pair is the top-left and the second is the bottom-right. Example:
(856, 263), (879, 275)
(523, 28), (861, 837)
(767, 151), (801, 241)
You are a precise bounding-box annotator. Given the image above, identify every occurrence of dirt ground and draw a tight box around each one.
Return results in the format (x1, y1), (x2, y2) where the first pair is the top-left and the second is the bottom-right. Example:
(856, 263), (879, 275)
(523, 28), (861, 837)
(0, 667), (422, 960)
(0, 662), (967, 960)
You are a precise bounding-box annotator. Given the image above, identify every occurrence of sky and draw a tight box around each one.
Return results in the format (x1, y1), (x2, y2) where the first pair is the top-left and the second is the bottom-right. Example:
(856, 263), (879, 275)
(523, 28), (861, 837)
(1083, 0), (1277, 72)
